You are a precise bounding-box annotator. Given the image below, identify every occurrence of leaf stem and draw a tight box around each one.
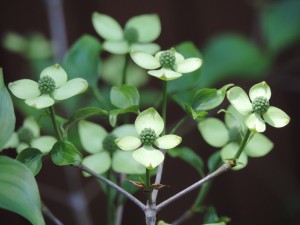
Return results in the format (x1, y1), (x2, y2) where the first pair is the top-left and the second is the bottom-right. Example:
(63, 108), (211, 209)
(162, 81), (168, 135)
(234, 129), (251, 160)
(106, 169), (115, 225)
(49, 106), (63, 141)
(170, 115), (189, 134)
(145, 168), (153, 205)
(122, 54), (130, 85)
(42, 202), (64, 225)
(75, 163), (146, 211)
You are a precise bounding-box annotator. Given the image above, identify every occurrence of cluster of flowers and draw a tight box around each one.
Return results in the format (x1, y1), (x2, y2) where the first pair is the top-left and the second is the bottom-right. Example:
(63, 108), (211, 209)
(6, 13), (289, 176)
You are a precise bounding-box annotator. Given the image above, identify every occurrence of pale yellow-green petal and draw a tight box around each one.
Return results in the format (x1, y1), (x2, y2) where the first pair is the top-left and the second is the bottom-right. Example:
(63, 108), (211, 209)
(112, 124), (138, 138)
(245, 133), (273, 157)
(115, 136), (142, 151)
(103, 40), (129, 54)
(17, 143), (29, 153)
(125, 14), (161, 42)
(92, 12), (124, 41)
(130, 51), (161, 69)
(154, 135), (182, 149)
(31, 136), (57, 153)
(112, 150), (145, 174)
(78, 120), (107, 153)
(131, 43), (160, 55)
(82, 152), (111, 176)
(245, 113), (266, 132)
(263, 106), (290, 128)
(173, 58), (202, 73)
(40, 64), (68, 88)
(249, 81), (271, 101)
(198, 118), (229, 148)
(52, 78), (88, 100)
(220, 142), (248, 170)
(25, 94), (55, 109)
(224, 105), (246, 132)
(227, 87), (252, 115)
(174, 52), (185, 64)
(132, 146), (164, 169)
(3, 133), (19, 149)
(135, 107), (164, 136)
(8, 79), (40, 100)
(23, 116), (40, 137)
(148, 68), (182, 81)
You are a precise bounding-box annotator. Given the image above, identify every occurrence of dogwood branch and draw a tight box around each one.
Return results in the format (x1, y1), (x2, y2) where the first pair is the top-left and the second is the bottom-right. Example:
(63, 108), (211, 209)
(156, 163), (232, 211)
(75, 163), (146, 211)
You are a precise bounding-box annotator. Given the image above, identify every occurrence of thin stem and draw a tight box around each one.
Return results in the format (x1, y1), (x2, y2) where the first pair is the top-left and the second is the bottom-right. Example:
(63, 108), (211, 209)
(49, 106), (63, 141)
(75, 163), (146, 211)
(145, 168), (153, 205)
(121, 54), (130, 85)
(162, 81), (168, 135)
(234, 129), (251, 160)
(106, 169), (115, 225)
(156, 163), (232, 211)
(170, 115), (189, 134)
(151, 162), (164, 203)
(115, 173), (127, 225)
(172, 209), (193, 225)
(42, 203), (64, 225)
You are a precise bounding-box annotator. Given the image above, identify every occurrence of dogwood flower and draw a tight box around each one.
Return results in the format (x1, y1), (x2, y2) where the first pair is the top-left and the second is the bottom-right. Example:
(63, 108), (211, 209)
(4, 116), (57, 153)
(115, 108), (182, 169)
(8, 64), (88, 109)
(198, 106), (274, 170)
(92, 13), (161, 54)
(227, 81), (290, 132)
(78, 120), (145, 175)
(130, 48), (202, 81)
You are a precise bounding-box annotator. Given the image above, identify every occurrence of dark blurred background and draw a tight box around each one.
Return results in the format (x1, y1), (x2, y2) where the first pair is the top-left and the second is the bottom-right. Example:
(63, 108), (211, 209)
(0, 0), (300, 225)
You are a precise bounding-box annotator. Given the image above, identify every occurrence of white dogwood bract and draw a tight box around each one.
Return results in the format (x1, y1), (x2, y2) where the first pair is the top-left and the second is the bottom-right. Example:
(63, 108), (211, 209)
(4, 116), (56, 153)
(198, 106), (274, 170)
(8, 64), (88, 109)
(115, 108), (182, 169)
(227, 81), (290, 132)
(92, 13), (161, 54)
(130, 49), (202, 81)
(78, 121), (145, 175)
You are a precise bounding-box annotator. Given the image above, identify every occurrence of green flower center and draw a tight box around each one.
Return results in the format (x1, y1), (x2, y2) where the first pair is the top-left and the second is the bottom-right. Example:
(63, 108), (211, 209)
(124, 27), (138, 43)
(17, 127), (34, 144)
(159, 50), (176, 68)
(252, 97), (270, 114)
(103, 134), (118, 153)
(38, 76), (56, 94)
(140, 128), (157, 145)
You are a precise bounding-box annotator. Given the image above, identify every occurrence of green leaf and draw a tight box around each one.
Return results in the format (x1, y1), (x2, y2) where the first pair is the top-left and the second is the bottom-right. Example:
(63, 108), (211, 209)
(198, 118), (229, 148)
(203, 206), (219, 223)
(110, 85), (140, 109)
(64, 107), (108, 130)
(109, 105), (139, 127)
(192, 84), (233, 111)
(261, 1), (300, 52)
(63, 34), (102, 85)
(51, 141), (83, 166)
(0, 69), (16, 151)
(168, 147), (205, 177)
(185, 105), (208, 120)
(201, 34), (271, 87)
(168, 42), (203, 94)
(16, 148), (44, 176)
(0, 156), (45, 225)
(101, 55), (148, 87)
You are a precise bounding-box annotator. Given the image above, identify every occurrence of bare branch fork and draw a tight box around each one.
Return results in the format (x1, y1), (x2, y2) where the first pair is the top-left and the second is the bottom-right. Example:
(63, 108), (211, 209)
(74, 162), (233, 224)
